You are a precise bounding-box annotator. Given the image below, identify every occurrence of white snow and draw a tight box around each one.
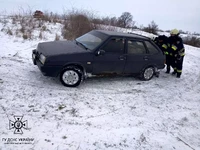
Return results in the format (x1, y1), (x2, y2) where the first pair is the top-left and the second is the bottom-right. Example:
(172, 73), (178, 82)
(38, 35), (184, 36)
(0, 19), (200, 150)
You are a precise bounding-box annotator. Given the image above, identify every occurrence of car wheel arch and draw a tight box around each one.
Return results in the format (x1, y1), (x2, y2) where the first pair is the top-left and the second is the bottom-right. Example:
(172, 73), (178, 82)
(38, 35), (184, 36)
(140, 65), (156, 81)
(142, 64), (158, 71)
(61, 62), (85, 72)
(64, 63), (87, 76)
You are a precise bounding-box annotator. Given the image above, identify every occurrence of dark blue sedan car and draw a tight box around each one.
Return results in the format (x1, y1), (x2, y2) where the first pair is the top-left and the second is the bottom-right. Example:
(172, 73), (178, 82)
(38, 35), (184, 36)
(32, 30), (165, 87)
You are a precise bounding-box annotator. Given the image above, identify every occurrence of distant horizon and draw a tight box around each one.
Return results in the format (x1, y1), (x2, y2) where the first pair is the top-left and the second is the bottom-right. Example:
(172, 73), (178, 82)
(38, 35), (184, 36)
(0, 0), (199, 33)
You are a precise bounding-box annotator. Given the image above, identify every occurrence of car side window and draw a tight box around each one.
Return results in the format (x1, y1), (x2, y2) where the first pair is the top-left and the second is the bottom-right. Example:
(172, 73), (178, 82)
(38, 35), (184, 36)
(145, 41), (159, 54)
(127, 40), (146, 54)
(102, 38), (124, 53)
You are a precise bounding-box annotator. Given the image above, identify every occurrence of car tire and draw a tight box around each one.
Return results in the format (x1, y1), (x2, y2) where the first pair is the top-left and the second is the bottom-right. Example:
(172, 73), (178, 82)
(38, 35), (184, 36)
(60, 67), (83, 87)
(140, 66), (155, 81)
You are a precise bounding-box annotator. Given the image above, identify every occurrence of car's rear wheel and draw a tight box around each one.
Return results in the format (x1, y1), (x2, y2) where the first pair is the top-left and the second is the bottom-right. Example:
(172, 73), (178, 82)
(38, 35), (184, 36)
(60, 68), (82, 87)
(140, 67), (154, 81)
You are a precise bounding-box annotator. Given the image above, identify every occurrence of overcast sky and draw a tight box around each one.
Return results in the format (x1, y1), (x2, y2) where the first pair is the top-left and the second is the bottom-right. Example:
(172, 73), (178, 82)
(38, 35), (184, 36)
(0, 0), (199, 33)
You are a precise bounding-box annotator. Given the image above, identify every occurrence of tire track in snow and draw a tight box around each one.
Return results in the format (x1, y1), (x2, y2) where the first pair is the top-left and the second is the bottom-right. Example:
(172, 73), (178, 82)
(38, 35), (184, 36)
(1, 76), (145, 96)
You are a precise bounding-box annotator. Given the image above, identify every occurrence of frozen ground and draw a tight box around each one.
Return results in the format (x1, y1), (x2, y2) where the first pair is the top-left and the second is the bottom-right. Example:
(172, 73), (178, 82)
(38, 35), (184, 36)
(0, 22), (200, 150)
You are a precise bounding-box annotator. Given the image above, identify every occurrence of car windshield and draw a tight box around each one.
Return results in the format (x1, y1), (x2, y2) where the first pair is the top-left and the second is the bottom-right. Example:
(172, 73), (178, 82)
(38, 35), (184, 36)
(75, 31), (107, 50)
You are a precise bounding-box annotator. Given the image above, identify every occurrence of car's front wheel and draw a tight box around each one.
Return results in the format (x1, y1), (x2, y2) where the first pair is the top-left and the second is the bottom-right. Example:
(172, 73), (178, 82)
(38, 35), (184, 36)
(60, 68), (83, 87)
(140, 67), (155, 81)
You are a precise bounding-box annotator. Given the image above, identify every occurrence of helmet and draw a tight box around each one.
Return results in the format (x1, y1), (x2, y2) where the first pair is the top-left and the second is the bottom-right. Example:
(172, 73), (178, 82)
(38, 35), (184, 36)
(170, 29), (179, 35)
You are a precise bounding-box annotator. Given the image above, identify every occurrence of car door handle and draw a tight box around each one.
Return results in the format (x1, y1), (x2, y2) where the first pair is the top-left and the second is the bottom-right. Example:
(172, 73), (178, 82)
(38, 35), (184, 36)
(119, 56), (126, 60)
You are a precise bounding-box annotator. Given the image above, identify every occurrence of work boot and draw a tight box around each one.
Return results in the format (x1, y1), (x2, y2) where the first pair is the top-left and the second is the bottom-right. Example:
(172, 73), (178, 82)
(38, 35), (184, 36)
(165, 70), (170, 74)
(165, 67), (170, 74)
(172, 71), (177, 75)
(176, 73), (181, 78)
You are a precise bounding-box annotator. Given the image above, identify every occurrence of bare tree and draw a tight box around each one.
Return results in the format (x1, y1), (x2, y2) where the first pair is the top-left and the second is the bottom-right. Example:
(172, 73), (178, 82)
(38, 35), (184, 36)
(101, 17), (111, 25)
(143, 20), (159, 35)
(110, 17), (118, 26)
(118, 12), (133, 28)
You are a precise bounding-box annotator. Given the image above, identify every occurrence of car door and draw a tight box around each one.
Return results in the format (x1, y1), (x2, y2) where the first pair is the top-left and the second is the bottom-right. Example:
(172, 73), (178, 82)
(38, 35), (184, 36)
(123, 39), (149, 74)
(92, 37), (126, 74)
(144, 40), (165, 69)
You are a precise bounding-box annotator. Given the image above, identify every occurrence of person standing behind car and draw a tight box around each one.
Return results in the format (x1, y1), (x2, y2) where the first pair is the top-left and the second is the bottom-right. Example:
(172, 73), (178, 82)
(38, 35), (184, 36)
(168, 29), (185, 78)
(153, 35), (173, 73)
(153, 35), (168, 54)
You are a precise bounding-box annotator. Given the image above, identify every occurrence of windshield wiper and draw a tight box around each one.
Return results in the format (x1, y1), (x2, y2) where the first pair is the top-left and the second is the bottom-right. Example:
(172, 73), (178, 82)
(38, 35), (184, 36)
(75, 40), (89, 50)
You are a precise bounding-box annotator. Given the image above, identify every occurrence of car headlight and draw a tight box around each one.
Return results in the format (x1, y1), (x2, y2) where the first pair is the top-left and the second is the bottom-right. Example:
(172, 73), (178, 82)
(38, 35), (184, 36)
(39, 54), (46, 64)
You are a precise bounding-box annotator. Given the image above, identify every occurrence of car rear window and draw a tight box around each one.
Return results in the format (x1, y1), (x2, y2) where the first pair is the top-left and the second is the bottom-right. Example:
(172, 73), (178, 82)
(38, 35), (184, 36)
(144, 41), (159, 54)
(127, 40), (146, 54)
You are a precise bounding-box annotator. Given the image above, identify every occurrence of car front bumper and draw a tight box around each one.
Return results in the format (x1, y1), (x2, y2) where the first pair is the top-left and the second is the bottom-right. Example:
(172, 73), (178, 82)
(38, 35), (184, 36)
(32, 50), (62, 77)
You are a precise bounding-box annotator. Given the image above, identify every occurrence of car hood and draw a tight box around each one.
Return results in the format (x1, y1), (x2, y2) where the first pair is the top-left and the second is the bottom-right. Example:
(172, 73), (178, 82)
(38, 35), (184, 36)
(37, 40), (87, 56)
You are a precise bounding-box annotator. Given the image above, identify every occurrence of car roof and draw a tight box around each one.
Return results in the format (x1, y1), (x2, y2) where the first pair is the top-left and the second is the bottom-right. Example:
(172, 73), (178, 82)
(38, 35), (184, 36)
(94, 30), (150, 40)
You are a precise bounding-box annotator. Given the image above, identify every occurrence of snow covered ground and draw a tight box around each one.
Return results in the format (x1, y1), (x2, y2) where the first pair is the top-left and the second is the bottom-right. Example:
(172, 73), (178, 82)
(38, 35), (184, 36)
(0, 21), (200, 150)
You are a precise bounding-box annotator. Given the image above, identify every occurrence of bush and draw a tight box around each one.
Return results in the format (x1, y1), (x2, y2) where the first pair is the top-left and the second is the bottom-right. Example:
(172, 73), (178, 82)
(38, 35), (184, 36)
(41, 11), (62, 24)
(41, 25), (47, 31)
(7, 28), (13, 35)
(42, 11), (51, 22)
(12, 17), (17, 25)
(62, 12), (94, 40)
(193, 32), (200, 36)
(22, 34), (28, 40)
(55, 34), (60, 41)
(20, 26), (25, 34)
(183, 36), (200, 47)
(15, 30), (20, 37)
(39, 31), (43, 39)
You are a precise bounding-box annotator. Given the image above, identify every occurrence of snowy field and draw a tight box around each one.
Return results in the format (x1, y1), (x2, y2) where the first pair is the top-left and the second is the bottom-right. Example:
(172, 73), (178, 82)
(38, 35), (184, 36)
(0, 21), (200, 150)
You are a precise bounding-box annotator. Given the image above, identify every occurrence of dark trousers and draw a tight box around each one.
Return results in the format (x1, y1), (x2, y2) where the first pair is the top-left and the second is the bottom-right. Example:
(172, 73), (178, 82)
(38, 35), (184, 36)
(175, 56), (184, 76)
(166, 55), (175, 72)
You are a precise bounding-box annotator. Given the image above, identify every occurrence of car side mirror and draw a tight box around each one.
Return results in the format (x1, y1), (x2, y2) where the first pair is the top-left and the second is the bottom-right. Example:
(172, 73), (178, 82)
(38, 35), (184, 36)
(96, 50), (105, 56)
